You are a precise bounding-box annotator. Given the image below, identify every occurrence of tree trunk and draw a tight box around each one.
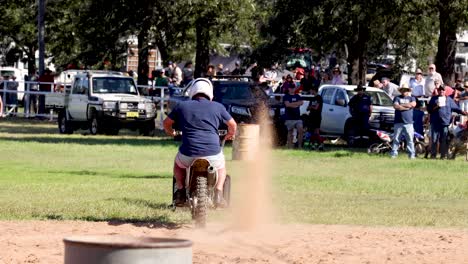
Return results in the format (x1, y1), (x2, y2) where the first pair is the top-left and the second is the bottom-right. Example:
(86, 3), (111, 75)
(137, 29), (149, 86)
(194, 17), (210, 78)
(346, 20), (369, 85)
(26, 46), (36, 77)
(435, 2), (458, 84)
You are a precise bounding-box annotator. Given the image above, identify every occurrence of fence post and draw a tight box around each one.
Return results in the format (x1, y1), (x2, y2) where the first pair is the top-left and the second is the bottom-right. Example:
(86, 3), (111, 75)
(25, 81), (30, 118)
(49, 82), (54, 121)
(159, 86), (164, 129)
(2, 80), (5, 116)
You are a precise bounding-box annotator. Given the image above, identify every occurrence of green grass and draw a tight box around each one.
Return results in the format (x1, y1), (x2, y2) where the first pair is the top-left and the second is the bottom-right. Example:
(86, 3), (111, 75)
(0, 118), (467, 228)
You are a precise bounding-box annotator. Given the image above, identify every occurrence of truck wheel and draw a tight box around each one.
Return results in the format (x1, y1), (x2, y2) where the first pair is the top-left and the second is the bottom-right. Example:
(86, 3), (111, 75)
(58, 111), (73, 134)
(344, 121), (355, 147)
(89, 114), (102, 135)
(140, 120), (156, 137)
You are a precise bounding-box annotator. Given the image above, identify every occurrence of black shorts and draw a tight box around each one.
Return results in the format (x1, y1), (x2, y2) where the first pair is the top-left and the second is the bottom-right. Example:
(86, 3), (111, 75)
(307, 116), (322, 130)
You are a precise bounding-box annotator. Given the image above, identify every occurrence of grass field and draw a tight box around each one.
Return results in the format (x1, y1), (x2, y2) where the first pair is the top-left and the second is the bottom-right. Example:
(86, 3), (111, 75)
(0, 119), (467, 228)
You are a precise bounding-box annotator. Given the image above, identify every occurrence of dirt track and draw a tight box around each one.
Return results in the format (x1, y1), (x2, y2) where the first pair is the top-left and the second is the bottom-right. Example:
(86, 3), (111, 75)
(0, 221), (467, 264)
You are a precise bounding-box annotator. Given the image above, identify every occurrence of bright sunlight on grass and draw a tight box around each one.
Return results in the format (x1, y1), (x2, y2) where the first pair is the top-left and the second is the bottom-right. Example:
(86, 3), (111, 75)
(0, 119), (467, 227)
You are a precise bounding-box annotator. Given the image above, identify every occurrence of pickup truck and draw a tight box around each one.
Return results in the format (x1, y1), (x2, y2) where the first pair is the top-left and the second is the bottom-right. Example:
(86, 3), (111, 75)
(57, 71), (157, 136)
(167, 78), (287, 144)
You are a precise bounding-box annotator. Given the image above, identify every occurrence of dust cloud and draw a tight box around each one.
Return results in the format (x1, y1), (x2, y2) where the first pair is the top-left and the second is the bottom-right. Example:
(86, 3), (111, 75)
(229, 103), (276, 231)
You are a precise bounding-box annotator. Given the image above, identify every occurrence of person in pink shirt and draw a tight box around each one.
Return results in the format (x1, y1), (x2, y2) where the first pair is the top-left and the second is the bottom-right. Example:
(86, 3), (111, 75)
(331, 67), (345, 85)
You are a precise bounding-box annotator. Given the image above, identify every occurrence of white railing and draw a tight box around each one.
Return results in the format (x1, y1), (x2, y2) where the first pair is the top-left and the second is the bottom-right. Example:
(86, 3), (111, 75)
(0, 80), (171, 128)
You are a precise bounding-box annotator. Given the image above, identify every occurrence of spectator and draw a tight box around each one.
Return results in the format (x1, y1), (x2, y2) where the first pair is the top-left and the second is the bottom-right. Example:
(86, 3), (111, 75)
(182, 61), (194, 86)
(409, 68), (425, 97)
(38, 69), (54, 115)
(165, 61), (174, 80)
(283, 84), (304, 148)
(216, 64), (224, 76)
(306, 86), (324, 150)
(391, 84), (417, 159)
(413, 99), (425, 136)
(205, 65), (216, 78)
(171, 62), (183, 87)
(381, 77), (399, 99)
(320, 70), (331, 85)
(299, 70), (314, 94)
(231, 61), (242, 75)
(348, 84), (372, 144)
(459, 81), (468, 124)
(427, 85), (467, 159)
(281, 75), (295, 94)
(424, 63), (443, 97)
(6, 75), (19, 107)
(154, 70), (169, 87)
(331, 67), (345, 85)
(431, 78), (454, 97)
(373, 79), (383, 89)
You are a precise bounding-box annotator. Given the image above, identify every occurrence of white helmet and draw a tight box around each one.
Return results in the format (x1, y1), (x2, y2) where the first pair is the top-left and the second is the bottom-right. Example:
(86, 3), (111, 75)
(188, 78), (213, 100)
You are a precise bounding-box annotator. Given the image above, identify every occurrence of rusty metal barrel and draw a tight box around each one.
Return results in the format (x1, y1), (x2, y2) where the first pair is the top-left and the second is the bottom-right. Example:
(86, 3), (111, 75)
(64, 235), (192, 264)
(232, 124), (260, 160)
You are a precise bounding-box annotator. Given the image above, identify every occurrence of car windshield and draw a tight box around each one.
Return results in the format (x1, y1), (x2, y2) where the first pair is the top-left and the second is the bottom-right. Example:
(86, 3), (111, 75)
(213, 82), (267, 101)
(347, 91), (393, 106)
(92, 77), (138, 95)
(0, 70), (15, 77)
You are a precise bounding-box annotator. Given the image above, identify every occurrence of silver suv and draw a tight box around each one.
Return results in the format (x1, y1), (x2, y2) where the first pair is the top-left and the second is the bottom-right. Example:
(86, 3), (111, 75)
(58, 71), (157, 136)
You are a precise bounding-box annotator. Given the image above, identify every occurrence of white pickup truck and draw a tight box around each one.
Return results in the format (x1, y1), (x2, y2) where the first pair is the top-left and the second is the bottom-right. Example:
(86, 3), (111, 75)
(56, 70), (157, 136)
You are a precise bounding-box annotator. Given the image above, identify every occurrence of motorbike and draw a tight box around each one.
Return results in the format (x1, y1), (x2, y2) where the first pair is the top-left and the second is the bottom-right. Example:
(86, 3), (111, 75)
(171, 130), (231, 228)
(367, 129), (427, 155)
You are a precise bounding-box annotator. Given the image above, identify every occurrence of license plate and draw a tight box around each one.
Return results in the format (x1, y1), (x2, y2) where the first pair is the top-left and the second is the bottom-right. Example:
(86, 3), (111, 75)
(126, 112), (139, 118)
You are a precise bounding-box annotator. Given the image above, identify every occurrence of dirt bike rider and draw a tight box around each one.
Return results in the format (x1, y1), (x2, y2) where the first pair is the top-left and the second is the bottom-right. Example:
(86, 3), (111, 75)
(163, 78), (237, 207)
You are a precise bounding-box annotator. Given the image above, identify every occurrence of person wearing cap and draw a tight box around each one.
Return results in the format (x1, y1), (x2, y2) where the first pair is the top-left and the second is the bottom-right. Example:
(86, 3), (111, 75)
(409, 68), (425, 97)
(230, 61), (242, 75)
(427, 85), (468, 159)
(424, 63), (443, 97)
(163, 78), (237, 207)
(348, 84), (372, 144)
(459, 81), (468, 124)
(283, 83), (304, 148)
(381, 77), (399, 99)
(391, 84), (417, 159)
(331, 67), (345, 85)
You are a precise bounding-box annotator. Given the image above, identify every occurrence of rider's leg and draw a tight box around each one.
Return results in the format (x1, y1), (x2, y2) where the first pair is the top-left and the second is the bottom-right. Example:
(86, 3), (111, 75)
(216, 167), (226, 192)
(173, 162), (186, 189)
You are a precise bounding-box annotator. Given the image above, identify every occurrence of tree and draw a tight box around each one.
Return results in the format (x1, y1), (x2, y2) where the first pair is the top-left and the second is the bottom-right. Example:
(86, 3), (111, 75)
(0, 0), (40, 75)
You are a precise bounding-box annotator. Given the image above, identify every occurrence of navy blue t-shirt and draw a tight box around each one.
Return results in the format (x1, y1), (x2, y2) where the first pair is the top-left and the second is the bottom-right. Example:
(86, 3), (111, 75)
(283, 93), (302, 120)
(168, 98), (232, 156)
(349, 93), (372, 117)
(427, 96), (463, 127)
(393, 95), (415, 124)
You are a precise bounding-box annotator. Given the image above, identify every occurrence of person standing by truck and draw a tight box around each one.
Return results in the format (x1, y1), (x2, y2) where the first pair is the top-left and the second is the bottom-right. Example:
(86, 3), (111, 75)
(348, 84), (372, 145)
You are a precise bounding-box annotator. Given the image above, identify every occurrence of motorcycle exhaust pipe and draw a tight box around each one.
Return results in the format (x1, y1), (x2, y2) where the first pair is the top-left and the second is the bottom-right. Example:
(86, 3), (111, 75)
(207, 166), (216, 174)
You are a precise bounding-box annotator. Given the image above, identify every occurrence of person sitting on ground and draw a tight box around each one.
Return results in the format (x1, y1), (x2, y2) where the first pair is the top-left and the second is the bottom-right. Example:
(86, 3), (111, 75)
(163, 78), (237, 207)
(283, 83), (304, 148)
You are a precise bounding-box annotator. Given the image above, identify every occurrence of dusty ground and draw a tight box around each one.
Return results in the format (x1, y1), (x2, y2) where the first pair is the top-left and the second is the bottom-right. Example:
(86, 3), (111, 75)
(0, 221), (467, 264)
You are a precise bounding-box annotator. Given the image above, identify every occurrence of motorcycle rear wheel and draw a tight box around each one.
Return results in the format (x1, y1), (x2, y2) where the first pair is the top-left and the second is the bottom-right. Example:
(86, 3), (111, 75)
(194, 177), (208, 228)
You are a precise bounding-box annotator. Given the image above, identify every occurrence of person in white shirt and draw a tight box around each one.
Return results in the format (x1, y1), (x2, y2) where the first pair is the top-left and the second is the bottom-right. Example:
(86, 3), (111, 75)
(409, 68), (425, 97)
(424, 63), (443, 97)
(381, 77), (399, 98)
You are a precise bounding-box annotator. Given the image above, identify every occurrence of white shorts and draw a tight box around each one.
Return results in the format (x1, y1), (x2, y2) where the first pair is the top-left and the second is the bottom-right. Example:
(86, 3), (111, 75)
(175, 151), (225, 169)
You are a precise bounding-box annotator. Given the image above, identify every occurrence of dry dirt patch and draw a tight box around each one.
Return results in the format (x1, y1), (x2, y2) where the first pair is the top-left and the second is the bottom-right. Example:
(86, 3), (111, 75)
(0, 221), (467, 264)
